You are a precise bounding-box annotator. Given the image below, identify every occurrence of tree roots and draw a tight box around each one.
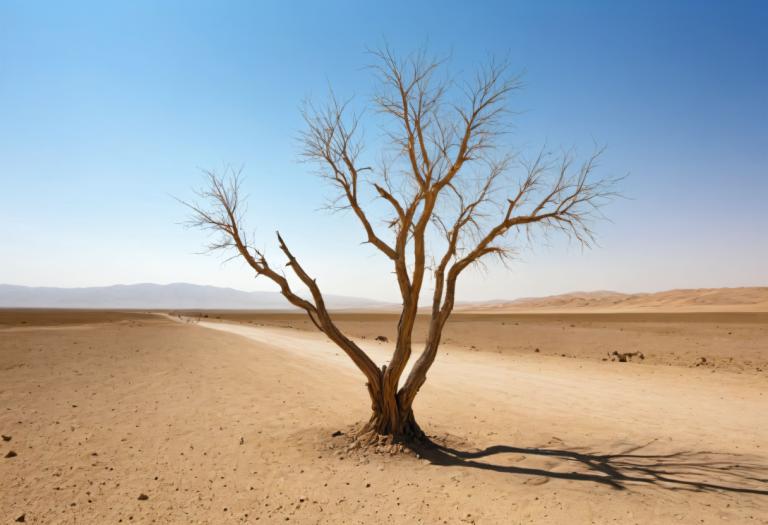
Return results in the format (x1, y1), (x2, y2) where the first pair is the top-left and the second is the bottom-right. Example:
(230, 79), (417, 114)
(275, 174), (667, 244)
(343, 411), (428, 455)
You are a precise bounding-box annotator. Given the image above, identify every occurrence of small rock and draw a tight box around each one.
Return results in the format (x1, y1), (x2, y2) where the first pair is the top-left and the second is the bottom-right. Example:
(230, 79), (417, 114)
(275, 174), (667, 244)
(524, 477), (549, 486)
(331, 430), (343, 437)
(5, 450), (18, 458)
(137, 494), (149, 501)
(1, 435), (11, 442)
(15, 514), (25, 523)
(239, 437), (245, 445)
(609, 350), (644, 363)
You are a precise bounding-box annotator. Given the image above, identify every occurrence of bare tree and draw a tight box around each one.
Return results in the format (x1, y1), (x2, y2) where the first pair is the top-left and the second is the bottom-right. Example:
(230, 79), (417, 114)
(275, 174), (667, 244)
(184, 48), (618, 446)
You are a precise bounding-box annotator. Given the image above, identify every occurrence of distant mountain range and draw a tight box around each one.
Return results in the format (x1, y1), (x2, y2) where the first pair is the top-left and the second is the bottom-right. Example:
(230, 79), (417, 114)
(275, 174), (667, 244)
(457, 287), (768, 313)
(0, 283), (390, 310)
(2, 283), (766, 312)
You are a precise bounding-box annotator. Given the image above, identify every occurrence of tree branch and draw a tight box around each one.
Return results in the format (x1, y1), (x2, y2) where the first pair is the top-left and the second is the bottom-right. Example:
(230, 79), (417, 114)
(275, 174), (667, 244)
(182, 168), (381, 388)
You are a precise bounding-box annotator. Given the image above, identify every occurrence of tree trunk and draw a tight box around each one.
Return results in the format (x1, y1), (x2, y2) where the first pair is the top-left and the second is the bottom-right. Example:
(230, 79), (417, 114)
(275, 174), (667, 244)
(361, 370), (425, 444)
(363, 405), (424, 441)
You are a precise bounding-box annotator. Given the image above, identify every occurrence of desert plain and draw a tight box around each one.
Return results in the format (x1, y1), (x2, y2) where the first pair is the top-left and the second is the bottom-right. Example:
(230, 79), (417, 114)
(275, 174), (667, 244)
(1, 301), (767, 524)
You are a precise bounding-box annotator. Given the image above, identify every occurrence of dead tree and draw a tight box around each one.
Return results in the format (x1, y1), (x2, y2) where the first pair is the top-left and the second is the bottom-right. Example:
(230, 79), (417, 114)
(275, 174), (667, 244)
(185, 48), (618, 445)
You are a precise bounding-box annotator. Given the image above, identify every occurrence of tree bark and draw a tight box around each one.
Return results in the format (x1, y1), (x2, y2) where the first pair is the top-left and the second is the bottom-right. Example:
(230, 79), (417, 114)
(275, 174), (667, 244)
(361, 367), (425, 443)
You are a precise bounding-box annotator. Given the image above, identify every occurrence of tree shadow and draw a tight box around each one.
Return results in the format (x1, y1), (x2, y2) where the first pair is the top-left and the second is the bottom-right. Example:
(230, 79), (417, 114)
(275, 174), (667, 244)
(412, 439), (768, 495)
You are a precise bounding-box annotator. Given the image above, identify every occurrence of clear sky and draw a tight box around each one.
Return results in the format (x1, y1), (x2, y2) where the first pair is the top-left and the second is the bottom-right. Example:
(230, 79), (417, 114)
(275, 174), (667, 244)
(1, 0), (766, 302)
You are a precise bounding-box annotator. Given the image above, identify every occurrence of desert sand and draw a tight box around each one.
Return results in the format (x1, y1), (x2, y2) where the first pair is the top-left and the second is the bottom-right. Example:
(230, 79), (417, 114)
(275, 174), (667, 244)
(1, 310), (767, 524)
(177, 310), (768, 373)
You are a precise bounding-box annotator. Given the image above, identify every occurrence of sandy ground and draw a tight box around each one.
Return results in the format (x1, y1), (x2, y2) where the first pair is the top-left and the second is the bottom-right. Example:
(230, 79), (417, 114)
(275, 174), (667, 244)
(178, 311), (768, 373)
(1, 311), (767, 524)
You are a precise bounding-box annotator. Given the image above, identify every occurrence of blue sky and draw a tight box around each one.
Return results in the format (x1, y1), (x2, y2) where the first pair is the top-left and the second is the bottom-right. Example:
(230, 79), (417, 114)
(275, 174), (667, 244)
(1, 1), (766, 301)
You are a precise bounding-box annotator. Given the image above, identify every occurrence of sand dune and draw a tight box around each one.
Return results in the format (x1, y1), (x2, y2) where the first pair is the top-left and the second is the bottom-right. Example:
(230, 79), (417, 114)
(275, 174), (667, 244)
(460, 287), (768, 313)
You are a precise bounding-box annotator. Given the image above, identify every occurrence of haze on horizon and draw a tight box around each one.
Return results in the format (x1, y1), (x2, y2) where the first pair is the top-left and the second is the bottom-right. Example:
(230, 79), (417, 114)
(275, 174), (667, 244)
(1, 1), (766, 303)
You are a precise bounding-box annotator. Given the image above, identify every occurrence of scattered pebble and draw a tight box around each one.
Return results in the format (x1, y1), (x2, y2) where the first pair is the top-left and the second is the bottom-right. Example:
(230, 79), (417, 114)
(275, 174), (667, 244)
(5, 450), (18, 458)
(137, 494), (149, 501)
